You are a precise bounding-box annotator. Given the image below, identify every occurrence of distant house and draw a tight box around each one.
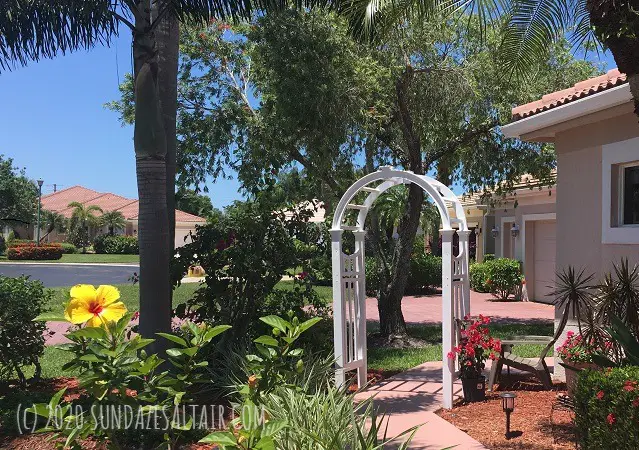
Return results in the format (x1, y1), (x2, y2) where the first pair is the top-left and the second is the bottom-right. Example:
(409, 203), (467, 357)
(39, 186), (206, 248)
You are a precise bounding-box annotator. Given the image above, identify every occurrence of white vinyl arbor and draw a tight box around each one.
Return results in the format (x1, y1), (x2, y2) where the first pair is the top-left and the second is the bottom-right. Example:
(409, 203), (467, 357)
(331, 166), (470, 408)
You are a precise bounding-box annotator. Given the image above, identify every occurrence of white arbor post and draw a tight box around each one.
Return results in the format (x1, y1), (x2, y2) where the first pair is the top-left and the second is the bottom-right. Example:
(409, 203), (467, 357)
(458, 230), (472, 317)
(331, 228), (346, 387)
(441, 229), (456, 409)
(353, 230), (367, 388)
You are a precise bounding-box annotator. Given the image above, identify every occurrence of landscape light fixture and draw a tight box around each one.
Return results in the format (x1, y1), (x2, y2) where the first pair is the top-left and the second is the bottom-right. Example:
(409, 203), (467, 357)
(491, 226), (499, 238)
(511, 223), (520, 238)
(499, 392), (517, 439)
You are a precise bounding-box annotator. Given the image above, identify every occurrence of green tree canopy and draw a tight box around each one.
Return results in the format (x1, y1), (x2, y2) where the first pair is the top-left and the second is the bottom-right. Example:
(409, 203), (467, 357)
(0, 155), (37, 227)
(175, 188), (218, 218)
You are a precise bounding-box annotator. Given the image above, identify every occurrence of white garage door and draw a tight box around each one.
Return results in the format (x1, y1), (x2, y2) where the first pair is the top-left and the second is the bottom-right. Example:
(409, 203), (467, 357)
(533, 220), (556, 303)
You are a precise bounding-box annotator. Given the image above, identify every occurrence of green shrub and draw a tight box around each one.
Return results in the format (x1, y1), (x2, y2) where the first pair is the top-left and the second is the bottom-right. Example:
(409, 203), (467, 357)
(408, 253), (442, 292)
(59, 242), (77, 254)
(574, 366), (639, 449)
(365, 257), (381, 296)
(469, 262), (490, 293)
(93, 234), (139, 254)
(0, 276), (50, 385)
(483, 253), (495, 261)
(485, 258), (522, 300)
(6, 245), (63, 260)
(0, 235), (5, 255)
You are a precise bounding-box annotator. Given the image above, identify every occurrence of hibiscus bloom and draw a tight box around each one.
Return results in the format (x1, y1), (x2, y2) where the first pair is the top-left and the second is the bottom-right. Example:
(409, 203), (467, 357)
(596, 391), (605, 400)
(607, 413), (616, 425)
(64, 284), (127, 328)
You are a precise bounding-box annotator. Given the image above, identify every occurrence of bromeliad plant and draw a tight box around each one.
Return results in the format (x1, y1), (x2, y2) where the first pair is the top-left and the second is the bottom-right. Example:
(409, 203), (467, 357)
(448, 315), (502, 379)
(31, 284), (230, 449)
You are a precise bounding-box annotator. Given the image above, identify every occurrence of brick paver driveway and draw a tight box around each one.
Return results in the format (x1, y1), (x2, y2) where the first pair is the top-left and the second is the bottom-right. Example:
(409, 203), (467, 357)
(366, 290), (554, 324)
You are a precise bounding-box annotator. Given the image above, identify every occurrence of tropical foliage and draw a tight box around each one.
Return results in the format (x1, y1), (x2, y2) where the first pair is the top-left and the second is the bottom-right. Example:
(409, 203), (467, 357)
(0, 154), (37, 228)
(40, 210), (67, 242)
(100, 210), (126, 235)
(66, 201), (102, 252)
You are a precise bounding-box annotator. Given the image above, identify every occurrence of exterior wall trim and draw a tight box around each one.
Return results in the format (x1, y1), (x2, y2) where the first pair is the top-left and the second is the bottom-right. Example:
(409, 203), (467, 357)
(499, 216), (515, 258)
(602, 136), (639, 244)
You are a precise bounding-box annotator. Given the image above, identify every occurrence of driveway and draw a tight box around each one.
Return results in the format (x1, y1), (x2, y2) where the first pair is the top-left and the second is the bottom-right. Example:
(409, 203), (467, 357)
(0, 263), (139, 287)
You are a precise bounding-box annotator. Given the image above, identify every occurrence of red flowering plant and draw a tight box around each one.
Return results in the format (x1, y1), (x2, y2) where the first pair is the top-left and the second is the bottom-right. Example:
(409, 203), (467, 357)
(556, 330), (610, 364)
(448, 315), (501, 379)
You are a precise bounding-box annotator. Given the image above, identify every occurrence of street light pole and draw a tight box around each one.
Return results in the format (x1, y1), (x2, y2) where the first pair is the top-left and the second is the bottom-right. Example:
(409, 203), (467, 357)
(36, 179), (43, 246)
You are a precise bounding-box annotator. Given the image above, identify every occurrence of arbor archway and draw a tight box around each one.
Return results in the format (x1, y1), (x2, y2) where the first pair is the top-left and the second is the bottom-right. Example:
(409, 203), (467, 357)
(331, 166), (470, 408)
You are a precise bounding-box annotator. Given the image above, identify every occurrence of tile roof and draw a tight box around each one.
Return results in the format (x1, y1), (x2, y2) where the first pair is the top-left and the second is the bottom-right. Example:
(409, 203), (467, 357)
(512, 69), (628, 121)
(41, 185), (206, 223)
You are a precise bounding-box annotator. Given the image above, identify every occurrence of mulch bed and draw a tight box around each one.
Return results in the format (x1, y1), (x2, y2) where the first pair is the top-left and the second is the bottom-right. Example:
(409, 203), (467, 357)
(437, 376), (577, 449)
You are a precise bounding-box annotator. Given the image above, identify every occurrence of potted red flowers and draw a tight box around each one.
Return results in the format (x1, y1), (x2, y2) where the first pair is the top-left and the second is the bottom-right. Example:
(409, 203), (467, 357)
(557, 330), (607, 396)
(448, 315), (502, 403)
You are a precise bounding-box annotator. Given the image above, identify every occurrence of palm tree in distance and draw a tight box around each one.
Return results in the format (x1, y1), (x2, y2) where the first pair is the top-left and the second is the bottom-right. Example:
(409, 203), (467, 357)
(341, 0), (639, 117)
(68, 202), (103, 253)
(100, 210), (127, 235)
(40, 210), (68, 243)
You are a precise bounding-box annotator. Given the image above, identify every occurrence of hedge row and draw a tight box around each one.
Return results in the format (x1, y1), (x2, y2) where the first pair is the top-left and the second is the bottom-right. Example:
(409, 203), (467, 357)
(7, 245), (63, 260)
(469, 257), (522, 300)
(93, 234), (139, 254)
(366, 253), (442, 296)
(575, 366), (639, 449)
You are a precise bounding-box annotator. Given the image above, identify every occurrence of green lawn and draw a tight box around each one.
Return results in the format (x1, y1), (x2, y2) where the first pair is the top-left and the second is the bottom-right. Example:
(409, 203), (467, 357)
(367, 322), (554, 372)
(0, 254), (140, 263)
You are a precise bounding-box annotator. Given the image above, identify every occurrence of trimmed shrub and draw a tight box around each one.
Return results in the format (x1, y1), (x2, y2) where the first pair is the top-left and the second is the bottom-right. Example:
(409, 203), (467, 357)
(6, 245), (63, 260)
(483, 253), (496, 261)
(7, 241), (58, 248)
(0, 275), (51, 384)
(469, 262), (490, 293)
(93, 234), (139, 254)
(408, 253), (442, 292)
(575, 366), (639, 449)
(484, 258), (522, 300)
(59, 242), (77, 254)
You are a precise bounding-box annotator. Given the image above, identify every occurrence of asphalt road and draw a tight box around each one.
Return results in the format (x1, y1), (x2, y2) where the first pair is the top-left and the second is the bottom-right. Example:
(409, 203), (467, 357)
(0, 263), (140, 287)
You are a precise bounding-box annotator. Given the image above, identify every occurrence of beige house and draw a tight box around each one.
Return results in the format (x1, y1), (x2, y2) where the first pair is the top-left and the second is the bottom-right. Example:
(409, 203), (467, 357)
(39, 186), (207, 248)
(461, 172), (557, 303)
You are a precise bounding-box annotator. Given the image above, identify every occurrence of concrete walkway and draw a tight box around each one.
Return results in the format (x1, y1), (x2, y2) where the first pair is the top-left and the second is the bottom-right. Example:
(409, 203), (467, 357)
(357, 361), (486, 449)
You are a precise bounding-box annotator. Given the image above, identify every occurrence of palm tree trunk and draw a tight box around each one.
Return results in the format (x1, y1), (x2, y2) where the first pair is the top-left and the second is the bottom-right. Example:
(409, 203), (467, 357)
(133, 0), (172, 344)
(153, 4), (179, 308)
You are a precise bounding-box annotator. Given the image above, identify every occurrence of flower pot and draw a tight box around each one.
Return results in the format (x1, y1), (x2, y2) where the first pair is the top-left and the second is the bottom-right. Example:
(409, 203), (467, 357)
(564, 360), (599, 397)
(461, 375), (486, 403)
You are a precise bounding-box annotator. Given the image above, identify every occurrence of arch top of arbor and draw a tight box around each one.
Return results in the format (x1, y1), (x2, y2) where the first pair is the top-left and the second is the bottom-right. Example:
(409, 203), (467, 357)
(331, 166), (468, 233)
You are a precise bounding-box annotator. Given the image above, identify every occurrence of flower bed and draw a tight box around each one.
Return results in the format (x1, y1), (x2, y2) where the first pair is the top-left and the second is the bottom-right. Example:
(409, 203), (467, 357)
(6, 245), (63, 260)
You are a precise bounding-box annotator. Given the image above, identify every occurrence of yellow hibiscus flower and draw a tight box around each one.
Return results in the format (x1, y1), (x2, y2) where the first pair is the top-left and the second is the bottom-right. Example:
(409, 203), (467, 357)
(64, 284), (127, 328)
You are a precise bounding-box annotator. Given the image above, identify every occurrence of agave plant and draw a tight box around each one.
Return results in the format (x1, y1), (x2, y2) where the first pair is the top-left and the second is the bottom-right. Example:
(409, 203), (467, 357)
(549, 266), (596, 338)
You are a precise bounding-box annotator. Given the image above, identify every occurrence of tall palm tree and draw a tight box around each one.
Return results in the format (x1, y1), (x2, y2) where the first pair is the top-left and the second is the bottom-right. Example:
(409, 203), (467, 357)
(100, 210), (127, 235)
(40, 210), (68, 242)
(68, 202), (103, 253)
(0, 0), (316, 342)
(341, 0), (639, 117)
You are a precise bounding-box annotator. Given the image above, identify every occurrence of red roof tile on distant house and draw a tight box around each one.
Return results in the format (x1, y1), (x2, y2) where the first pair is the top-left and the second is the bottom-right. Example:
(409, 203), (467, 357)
(512, 69), (628, 121)
(41, 186), (206, 223)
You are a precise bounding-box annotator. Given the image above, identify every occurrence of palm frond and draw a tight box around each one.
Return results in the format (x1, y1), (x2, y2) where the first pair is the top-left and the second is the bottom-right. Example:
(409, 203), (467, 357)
(500, 0), (571, 79)
(0, 0), (119, 72)
(548, 266), (596, 334)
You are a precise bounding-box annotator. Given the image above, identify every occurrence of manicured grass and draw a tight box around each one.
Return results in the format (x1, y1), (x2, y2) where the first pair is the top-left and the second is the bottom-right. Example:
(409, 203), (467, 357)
(0, 254), (140, 263)
(367, 322), (554, 372)
(46, 282), (202, 312)
(274, 279), (333, 304)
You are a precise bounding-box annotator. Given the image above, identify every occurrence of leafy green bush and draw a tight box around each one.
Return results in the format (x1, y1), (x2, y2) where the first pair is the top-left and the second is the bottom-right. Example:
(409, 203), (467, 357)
(574, 366), (639, 449)
(0, 235), (5, 255)
(6, 245), (63, 260)
(408, 253), (442, 292)
(365, 257), (381, 296)
(59, 242), (77, 254)
(93, 234), (139, 254)
(469, 262), (490, 293)
(485, 258), (522, 300)
(483, 253), (495, 261)
(0, 276), (50, 385)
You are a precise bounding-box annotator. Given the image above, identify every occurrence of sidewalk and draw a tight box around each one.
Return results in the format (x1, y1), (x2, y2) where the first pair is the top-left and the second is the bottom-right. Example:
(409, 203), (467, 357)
(356, 361), (486, 449)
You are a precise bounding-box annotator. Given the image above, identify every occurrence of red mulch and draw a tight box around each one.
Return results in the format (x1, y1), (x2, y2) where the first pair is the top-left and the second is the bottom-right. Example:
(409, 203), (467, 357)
(437, 376), (577, 450)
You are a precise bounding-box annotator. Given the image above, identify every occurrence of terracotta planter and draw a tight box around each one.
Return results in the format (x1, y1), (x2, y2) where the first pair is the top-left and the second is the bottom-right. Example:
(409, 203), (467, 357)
(462, 376), (486, 403)
(564, 361), (599, 397)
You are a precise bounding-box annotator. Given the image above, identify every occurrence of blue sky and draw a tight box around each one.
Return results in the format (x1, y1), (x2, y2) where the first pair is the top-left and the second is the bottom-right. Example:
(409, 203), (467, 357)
(0, 29), (616, 208)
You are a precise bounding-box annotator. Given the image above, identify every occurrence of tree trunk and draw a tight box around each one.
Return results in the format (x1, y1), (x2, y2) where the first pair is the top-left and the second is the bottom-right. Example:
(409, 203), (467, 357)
(133, 0), (172, 345)
(376, 66), (425, 339)
(153, 2), (179, 309)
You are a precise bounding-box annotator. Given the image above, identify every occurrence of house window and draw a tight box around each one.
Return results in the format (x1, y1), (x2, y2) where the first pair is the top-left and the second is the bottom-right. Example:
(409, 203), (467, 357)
(621, 163), (639, 226)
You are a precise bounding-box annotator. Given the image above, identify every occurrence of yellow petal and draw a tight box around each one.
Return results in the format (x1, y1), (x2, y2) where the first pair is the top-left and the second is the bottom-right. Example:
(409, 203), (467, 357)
(64, 298), (95, 324)
(96, 285), (121, 307)
(86, 315), (104, 328)
(70, 284), (97, 303)
(100, 302), (128, 323)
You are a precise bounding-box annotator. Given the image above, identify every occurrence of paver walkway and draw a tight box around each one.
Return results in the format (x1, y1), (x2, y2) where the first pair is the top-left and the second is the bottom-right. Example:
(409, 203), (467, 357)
(366, 291), (555, 325)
